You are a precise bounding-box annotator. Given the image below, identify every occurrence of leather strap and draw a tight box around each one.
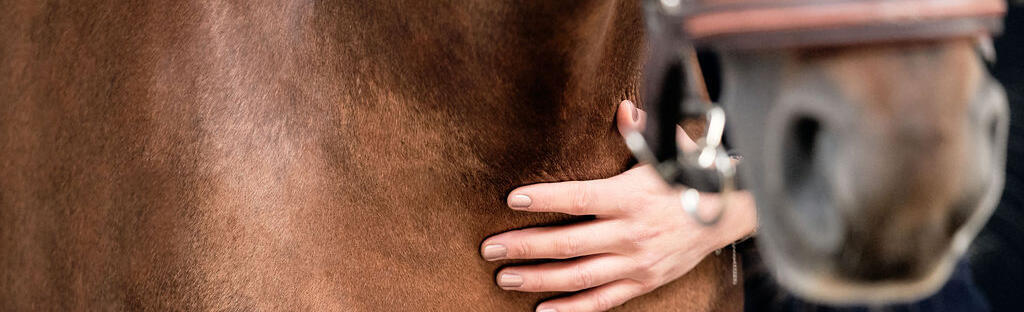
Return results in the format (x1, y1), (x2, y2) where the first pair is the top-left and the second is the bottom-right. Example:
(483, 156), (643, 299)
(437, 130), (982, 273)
(680, 0), (1006, 49)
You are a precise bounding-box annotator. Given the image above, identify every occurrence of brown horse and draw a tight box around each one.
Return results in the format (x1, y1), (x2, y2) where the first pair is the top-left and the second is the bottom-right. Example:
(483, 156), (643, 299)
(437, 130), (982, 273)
(0, 1), (740, 311)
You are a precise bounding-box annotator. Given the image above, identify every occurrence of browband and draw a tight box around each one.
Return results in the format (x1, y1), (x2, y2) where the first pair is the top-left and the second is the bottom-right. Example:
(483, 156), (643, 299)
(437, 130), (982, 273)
(675, 0), (1006, 49)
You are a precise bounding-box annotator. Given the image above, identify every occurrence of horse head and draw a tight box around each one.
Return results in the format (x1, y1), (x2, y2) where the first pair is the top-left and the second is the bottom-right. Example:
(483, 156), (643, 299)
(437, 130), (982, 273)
(639, 0), (1009, 304)
(723, 38), (1008, 304)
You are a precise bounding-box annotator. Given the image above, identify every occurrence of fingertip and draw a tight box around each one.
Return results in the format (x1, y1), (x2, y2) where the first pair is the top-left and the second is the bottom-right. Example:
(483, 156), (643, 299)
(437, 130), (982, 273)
(482, 243), (508, 261)
(497, 271), (524, 288)
(508, 193), (533, 210)
(616, 100), (632, 124)
(627, 100), (639, 122)
(617, 100), (644, 137)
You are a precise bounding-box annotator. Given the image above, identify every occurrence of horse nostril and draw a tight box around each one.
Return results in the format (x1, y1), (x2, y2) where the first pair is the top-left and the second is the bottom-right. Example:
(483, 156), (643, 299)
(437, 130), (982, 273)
(783, 116), (821, 188)
(779, 115), (841, 251)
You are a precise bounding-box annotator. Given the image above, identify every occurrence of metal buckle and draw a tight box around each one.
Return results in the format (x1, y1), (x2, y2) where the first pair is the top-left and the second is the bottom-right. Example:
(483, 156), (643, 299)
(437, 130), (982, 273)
(626, 104), (736, 226)
(628, 0), (739, 226)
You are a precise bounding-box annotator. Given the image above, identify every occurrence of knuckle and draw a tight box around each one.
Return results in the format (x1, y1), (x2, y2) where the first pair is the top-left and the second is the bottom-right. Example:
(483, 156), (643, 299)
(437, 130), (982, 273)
(525, 272), (545, 291)
(633, 264), (657, 282)
(631, 173), (662, 193)
(570, 181), (590, 214)
(571, 263), (595, 290)
(556, 234), (583, 258)
(514, 239), (533, 258)
(617, 198), (641, 215)
(622, 187), (660, 214)
(591, 292), (617, 311)
(617, 202), (636, 215)
(634, 252), (662, 270)
(628, 226), (661, 247)
(638, 278), (660, 293)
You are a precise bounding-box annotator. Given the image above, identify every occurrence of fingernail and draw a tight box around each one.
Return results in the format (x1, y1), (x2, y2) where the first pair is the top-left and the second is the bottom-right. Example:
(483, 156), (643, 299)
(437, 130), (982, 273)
(630, 101), (639, 122)
(498, 273), (524, 288)
(482, 244), (507, 261)
(508, 194), (532, 209)
(537, 309), (557, 312)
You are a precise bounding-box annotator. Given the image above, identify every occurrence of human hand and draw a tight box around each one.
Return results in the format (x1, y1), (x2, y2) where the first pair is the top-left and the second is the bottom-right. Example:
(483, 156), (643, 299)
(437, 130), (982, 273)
(480, 100), (757, 312)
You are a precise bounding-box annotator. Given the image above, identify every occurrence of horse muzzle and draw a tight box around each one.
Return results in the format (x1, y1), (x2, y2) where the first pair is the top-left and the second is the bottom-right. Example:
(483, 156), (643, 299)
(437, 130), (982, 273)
(634, 0), (1009, 305)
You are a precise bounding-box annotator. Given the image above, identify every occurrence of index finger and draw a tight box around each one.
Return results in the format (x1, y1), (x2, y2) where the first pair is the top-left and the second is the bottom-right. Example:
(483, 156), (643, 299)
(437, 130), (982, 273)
(507, 179), (628, 216)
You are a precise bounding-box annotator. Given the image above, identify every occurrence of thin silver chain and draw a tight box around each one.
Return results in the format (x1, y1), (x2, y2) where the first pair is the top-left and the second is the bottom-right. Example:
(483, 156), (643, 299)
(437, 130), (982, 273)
(731, 242), (738, 285)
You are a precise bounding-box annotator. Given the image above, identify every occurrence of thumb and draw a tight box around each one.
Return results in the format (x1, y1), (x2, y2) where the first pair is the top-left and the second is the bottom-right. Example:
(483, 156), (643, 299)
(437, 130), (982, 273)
(617, 100), (699, 153)
(616, 100), (646, 137)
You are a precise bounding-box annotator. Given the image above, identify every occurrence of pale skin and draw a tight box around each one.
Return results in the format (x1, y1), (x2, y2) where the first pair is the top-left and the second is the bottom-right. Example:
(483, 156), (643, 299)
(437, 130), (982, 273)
(480, 100), (759, 312)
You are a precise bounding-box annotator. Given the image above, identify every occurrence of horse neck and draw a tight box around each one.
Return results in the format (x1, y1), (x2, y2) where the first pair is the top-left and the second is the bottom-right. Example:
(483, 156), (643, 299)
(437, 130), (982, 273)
(0, 1), (697, 310)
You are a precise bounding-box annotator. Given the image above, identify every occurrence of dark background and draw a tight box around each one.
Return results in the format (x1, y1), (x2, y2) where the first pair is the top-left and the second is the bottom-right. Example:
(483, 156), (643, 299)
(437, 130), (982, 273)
(966, 1), (1024, 310)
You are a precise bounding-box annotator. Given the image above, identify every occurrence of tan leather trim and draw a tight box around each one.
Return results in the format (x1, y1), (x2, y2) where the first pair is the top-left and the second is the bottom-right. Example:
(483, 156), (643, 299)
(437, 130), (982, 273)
(693, 17), (1001, 50)
(685, 0), (1006, 39)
